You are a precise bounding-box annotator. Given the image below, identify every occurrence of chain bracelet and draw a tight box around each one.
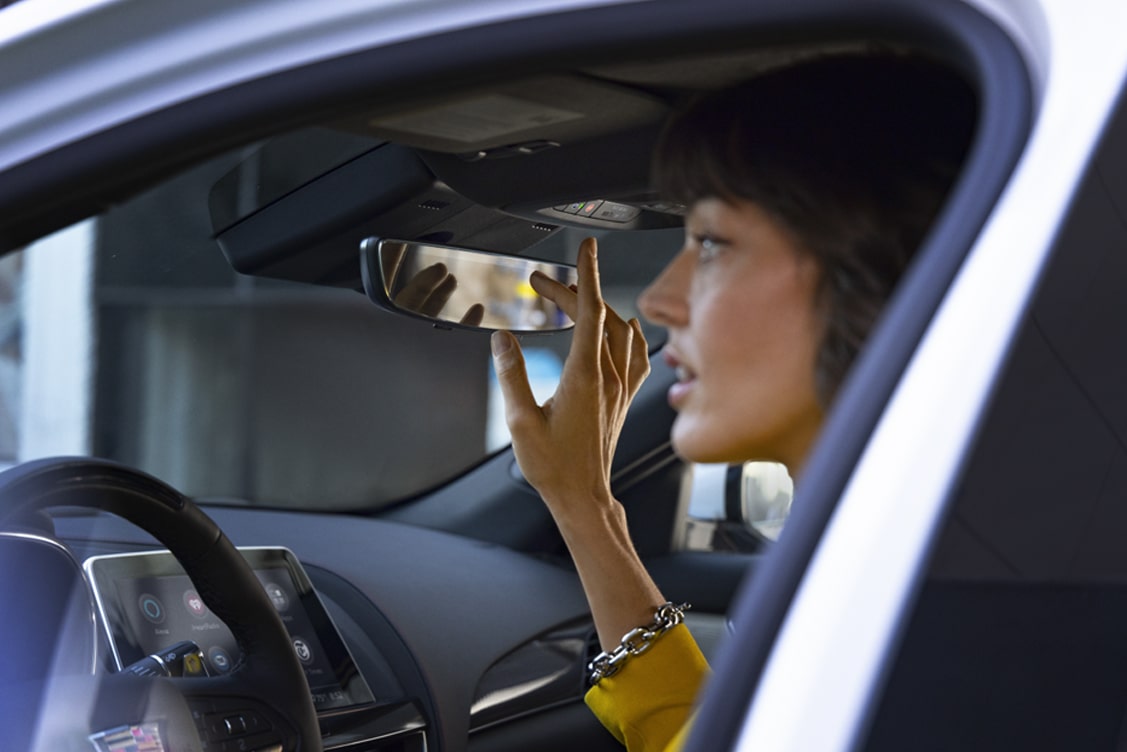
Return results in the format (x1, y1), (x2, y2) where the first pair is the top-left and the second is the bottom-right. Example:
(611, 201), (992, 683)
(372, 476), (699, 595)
(588, 602), (690, 685)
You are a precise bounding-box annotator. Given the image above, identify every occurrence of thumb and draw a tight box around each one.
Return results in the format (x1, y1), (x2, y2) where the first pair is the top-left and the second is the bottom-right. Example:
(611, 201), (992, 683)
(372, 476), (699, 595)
(491, 331), (540, 427)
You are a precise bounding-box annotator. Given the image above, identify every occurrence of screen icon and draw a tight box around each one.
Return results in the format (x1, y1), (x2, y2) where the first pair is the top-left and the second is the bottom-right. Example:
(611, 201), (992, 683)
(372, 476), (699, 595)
(208, 646), (233, 674)
(138, 593), (165, 624)
(183, 589), (208, 618)
(292, 637), (313, 665)
(264, 582), (289, 612)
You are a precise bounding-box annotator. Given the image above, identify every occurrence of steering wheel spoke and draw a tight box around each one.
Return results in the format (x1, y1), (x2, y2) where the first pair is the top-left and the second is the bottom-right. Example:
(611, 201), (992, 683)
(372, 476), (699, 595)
(179, 685), (291, 752)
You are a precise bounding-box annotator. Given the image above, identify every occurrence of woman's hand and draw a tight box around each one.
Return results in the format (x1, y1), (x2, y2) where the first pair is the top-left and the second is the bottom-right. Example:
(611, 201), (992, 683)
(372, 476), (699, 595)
(492, 238), (667, 651)
(490, 238), (650, 519)
(382, 243), (486, 326)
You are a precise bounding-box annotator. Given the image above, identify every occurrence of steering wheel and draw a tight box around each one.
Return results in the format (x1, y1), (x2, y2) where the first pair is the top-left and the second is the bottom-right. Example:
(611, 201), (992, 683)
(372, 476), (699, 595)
(0, 456), (321, 752)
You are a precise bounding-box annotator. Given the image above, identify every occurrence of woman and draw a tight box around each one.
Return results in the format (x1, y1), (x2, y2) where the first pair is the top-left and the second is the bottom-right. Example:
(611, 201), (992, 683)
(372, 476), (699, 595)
(490, 53), (975, 751)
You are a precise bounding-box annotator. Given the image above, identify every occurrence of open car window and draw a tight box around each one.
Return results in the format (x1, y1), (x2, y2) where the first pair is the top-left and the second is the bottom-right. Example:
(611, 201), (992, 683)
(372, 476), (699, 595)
(3, 131), (680, 511)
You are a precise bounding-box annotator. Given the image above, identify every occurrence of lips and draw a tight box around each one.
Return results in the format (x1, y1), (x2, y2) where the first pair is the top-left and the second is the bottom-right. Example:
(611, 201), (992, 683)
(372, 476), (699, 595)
(663, 347), (696, 408)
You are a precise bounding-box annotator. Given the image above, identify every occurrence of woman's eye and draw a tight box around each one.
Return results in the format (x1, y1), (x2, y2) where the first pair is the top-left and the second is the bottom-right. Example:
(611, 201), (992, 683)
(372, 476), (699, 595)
(696, 235), (725, 263)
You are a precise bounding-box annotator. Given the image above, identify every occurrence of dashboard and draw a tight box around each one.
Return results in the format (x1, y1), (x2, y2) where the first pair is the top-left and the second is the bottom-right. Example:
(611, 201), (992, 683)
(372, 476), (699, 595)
(0, 448), (739, 752)
(50, 504), (607, 752)
(83, 547), (427, 751)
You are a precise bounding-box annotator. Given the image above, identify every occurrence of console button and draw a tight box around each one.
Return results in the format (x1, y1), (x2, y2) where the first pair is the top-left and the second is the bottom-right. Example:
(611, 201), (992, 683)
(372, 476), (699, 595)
(593, 202), (640, 223)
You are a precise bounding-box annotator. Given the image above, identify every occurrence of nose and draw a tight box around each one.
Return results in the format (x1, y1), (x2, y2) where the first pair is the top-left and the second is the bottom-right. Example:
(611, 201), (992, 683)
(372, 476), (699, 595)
(637, 248), (692, 327)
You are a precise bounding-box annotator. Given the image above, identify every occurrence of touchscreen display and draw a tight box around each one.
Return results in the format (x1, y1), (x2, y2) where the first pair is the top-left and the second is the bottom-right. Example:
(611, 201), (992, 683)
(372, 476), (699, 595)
(85, 548), (375, 713)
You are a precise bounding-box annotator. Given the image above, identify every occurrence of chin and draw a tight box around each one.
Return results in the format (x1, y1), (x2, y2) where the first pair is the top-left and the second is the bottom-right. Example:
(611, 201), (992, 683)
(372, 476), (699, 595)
(670, 419), (744, 465)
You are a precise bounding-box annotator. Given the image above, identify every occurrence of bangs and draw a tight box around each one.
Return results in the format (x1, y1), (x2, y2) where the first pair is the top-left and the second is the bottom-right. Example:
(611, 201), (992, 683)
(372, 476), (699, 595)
(650, 53), (975, 217)
(652, 90), (776, 208)
(650, 75), (832, 219)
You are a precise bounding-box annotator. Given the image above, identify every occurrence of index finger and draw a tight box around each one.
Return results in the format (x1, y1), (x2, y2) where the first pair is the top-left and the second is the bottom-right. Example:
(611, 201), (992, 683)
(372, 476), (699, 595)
(529, 271), (578, 322)
(571, 237), (606, 365)
(379, 242), (407, 288)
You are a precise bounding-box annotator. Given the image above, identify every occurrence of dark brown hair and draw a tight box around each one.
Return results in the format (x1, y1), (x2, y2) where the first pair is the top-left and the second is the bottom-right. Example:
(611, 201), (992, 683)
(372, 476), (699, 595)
(653, 52), (976, 403)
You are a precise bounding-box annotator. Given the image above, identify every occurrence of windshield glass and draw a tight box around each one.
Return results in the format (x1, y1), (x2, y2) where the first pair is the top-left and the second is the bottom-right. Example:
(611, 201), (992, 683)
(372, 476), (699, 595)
(0, 131), (680, 511)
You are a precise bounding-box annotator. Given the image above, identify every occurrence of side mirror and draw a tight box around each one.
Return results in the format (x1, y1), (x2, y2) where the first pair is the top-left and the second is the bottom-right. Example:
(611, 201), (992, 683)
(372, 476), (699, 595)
(360, 237), (578, 332)
(738, 462), (794, 542)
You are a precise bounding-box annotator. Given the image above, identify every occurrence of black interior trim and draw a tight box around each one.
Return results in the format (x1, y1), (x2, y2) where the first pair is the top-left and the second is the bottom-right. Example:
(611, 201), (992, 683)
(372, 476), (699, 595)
(863, 582), (1127, 751)
(305, 565), (438, 749)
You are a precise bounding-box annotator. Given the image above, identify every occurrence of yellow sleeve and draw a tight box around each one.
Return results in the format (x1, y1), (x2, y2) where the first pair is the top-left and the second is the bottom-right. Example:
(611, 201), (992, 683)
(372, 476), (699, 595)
(584, 623), (710, 752)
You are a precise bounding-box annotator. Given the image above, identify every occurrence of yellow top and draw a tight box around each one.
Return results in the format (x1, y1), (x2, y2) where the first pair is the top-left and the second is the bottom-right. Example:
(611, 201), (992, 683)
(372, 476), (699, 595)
(584, 623), (710, 752)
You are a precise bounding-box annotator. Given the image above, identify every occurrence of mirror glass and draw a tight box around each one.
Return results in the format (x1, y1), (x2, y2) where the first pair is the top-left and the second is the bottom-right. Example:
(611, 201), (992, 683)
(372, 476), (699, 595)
(362, 238), (578, 332)
(740, 462), (794, 542)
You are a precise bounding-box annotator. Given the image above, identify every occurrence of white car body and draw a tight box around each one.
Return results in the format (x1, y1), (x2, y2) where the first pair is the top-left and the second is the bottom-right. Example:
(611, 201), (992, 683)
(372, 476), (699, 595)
(1, 0), (1123, 750)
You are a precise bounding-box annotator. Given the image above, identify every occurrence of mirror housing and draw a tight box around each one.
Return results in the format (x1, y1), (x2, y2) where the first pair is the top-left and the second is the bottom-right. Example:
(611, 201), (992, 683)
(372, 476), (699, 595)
(360, 237), (577, 332)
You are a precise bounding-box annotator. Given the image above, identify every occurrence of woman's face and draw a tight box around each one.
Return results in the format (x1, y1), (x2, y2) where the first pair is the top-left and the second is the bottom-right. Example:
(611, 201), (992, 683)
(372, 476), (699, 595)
(637, 198), (825, 474)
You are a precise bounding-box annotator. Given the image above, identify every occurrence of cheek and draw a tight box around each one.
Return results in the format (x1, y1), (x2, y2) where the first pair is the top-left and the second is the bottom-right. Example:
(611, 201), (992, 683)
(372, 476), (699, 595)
(696, 272), (823, 398)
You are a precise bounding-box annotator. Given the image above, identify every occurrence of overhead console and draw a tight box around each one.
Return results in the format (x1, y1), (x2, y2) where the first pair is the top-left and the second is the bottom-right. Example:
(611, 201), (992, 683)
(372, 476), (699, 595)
(85, 547), (427, 752)
(354, 74), (667, 156)
(208, 73), (684, 291)
(209, 138), (562, 290)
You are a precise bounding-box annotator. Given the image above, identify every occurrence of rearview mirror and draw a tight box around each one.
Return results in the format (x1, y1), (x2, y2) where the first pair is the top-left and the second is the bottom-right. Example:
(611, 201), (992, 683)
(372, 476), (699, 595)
(360, 237), (578, 332)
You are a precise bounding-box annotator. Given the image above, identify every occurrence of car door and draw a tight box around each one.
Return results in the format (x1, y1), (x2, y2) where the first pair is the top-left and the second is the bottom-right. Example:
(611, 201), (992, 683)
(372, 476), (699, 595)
(0, 1), (1046, 751)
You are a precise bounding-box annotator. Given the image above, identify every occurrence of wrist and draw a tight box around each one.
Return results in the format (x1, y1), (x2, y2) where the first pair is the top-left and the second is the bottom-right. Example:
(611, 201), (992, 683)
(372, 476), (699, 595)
(541, 487), (622, 530)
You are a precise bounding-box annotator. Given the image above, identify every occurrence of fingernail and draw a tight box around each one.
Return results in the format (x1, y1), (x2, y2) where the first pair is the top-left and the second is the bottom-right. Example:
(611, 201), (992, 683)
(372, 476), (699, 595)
(491, 331), (511, 357)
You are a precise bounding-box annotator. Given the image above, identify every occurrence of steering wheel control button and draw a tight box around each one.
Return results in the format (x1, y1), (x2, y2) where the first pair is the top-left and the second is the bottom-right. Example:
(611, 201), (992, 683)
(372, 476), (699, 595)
(242, 710), (271, 733)
(264, 582), (289, 612)
(208, 646), (233, 673)
(224, 715), (248, 736)
(219, 734), (282, 752)
(292, 637), (313, 664)
(203, 711), (281, 751)
(138, 593), (165, 624)
(183, 588), (209, 618)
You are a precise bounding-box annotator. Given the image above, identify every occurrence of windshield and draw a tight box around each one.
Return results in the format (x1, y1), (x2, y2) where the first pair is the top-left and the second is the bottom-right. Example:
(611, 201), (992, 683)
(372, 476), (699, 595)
(0, 130), (680, 511)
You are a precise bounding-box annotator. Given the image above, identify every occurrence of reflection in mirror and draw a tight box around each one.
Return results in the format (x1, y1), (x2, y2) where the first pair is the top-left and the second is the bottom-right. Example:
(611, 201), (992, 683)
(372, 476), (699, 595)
(360, 237), (577, 332)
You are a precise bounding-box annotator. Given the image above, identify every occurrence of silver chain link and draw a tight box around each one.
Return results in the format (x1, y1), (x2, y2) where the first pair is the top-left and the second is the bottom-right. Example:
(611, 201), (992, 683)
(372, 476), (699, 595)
(588, 602), (690, 685)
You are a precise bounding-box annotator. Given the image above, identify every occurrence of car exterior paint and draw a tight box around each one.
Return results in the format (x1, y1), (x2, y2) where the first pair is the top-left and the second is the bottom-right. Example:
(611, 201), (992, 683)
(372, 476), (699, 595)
(1, 0), (1121, 749)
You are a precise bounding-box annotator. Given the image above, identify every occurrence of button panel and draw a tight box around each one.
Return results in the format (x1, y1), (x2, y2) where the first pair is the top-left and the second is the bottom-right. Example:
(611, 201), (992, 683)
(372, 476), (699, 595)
(194, 702), (278, 752)
(551, 199), (640, 224)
